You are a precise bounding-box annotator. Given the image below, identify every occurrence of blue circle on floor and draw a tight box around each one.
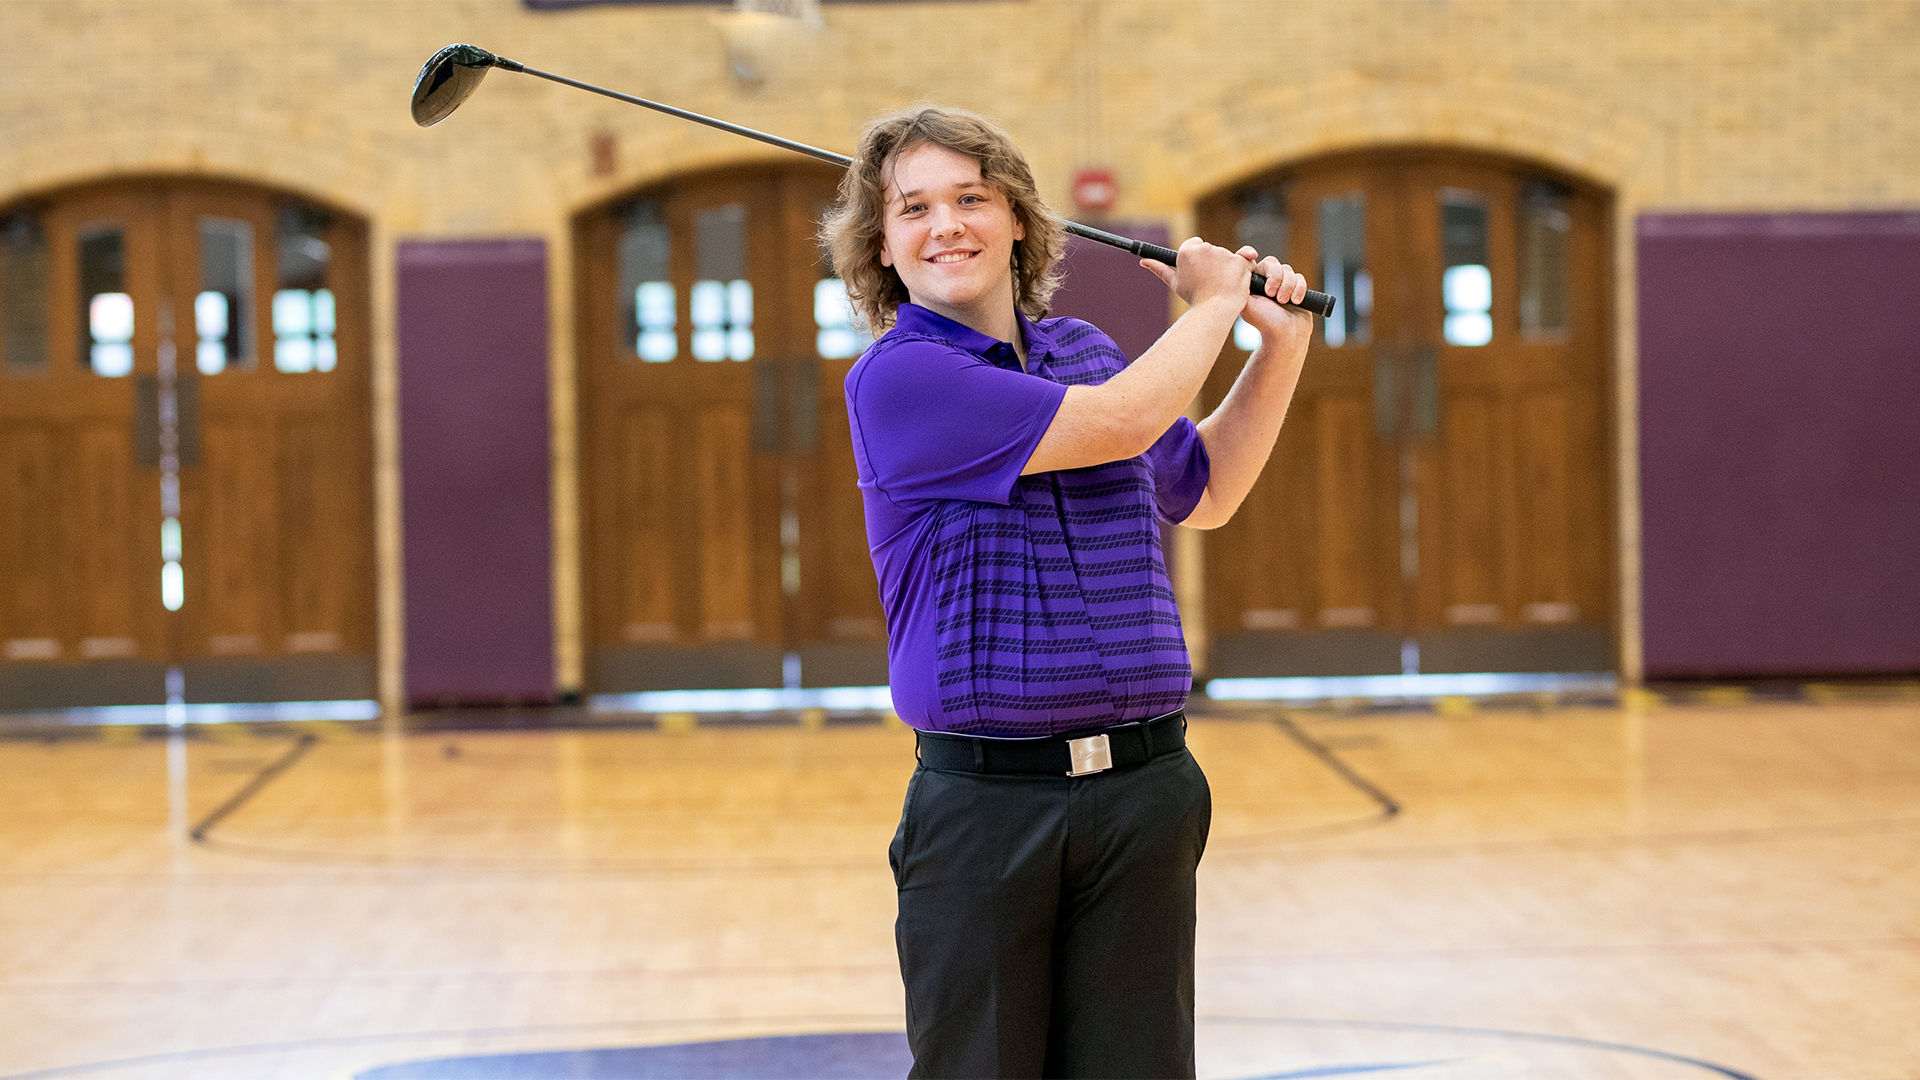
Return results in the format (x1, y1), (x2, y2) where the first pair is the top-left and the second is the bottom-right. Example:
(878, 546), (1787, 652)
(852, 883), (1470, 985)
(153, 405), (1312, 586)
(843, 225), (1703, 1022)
(355, 1024), (1757, 1079)
(356, 1032), (913, 1079)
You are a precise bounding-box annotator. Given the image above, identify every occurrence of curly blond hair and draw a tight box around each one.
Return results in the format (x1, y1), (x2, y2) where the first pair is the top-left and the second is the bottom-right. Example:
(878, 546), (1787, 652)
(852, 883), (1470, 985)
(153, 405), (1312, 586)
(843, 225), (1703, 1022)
(819, 106), (1066, 334)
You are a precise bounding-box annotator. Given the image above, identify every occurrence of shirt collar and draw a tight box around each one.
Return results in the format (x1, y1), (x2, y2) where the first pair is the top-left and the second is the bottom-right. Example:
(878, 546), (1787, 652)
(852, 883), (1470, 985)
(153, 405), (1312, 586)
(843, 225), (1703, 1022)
(892, 303), (1057, 371)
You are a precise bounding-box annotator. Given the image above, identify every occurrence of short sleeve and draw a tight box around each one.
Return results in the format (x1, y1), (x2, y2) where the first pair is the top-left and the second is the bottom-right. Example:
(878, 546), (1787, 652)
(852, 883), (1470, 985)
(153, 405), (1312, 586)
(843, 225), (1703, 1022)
(848, 338), (1069, 506)
(1143, 417), (1211, 524)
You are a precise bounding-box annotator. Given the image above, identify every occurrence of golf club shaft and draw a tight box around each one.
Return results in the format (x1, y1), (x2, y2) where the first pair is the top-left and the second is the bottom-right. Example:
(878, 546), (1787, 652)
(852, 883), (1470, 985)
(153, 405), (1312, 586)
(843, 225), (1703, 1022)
(514, 61), (1336, 318)
(520, 63), (855, 170)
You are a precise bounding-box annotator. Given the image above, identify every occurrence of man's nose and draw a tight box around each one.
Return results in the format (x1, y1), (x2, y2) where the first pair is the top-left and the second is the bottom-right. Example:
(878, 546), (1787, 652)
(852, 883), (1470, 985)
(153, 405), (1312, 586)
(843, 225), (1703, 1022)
(928, 203), (964, 238)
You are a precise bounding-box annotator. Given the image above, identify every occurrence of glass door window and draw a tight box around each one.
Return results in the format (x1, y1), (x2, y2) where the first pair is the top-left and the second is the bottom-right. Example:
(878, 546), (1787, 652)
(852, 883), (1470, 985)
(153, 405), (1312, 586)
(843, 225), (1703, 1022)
(80, 227), (134, 377)
(271, 210), (335, 373)
(2, 214), (49, 372)
(1440, 191), (1493, 347)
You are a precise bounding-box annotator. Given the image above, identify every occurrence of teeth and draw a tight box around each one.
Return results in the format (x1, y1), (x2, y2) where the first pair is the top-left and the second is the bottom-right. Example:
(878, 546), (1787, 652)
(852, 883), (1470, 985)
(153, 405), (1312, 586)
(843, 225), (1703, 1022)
(931, 252), (972, 263)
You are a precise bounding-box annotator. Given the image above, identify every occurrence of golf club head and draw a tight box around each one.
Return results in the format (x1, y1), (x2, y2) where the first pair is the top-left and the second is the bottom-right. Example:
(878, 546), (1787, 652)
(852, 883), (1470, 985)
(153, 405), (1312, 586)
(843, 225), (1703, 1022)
(411, 44), (500, 127)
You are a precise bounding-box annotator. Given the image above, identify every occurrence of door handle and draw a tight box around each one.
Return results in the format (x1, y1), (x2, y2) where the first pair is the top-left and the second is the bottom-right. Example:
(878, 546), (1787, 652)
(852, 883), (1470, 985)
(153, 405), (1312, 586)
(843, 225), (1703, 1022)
(752, 359), (781, 452)
(751, 357), (820, 453)
(789, 356), (817, 453)
(133, 373), (200, 467)
(1373, 345), (1399, 437)
(1411, 344), (1439, 438)
(1372, 344), (1441, 441)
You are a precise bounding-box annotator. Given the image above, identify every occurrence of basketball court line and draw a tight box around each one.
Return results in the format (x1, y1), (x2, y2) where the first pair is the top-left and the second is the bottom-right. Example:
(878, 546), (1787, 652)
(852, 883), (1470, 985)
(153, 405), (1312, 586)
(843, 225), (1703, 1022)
(175, 712), (1406, 870)
(0, 1015), (1764, 1079)
(166, 714), (1920, 874)
(1201, 1017), (1761, 1079)
(0, 1014), (902, 1080)
(7, 704), (1910, 1077)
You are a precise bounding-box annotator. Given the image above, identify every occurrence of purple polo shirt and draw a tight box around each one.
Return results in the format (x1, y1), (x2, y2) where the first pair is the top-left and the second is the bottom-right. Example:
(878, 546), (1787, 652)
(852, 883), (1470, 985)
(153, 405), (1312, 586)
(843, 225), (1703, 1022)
(845, 302), (1209, 737)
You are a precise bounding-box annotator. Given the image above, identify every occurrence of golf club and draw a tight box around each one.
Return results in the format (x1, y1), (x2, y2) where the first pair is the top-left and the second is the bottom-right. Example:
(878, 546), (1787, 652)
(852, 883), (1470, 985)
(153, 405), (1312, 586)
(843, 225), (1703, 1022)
(412, 43), (1337, 319)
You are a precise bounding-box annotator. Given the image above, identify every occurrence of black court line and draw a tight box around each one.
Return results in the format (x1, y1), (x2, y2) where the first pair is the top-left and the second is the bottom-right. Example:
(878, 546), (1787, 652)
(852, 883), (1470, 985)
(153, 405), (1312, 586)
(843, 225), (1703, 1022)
(1213, 811), (1920, 862)
(185, 717), (1408, 869)
(184, 718), (1920, 869)
(187, 732), (318, 842)
(1269, 711), (1404, 819)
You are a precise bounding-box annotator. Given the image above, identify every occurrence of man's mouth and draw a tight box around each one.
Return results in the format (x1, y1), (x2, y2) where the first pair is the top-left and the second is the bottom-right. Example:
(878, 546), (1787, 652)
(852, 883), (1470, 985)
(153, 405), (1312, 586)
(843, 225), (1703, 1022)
(929, 251), (976, 264)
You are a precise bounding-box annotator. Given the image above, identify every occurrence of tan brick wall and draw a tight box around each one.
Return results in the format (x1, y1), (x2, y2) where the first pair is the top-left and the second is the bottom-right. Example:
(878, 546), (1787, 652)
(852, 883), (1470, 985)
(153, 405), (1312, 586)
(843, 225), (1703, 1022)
(4, 0), (1914, 700)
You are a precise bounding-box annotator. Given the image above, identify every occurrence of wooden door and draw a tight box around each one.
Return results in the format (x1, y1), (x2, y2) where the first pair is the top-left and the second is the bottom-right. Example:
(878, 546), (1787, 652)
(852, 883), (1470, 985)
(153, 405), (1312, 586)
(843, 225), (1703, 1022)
(580, 165), (887, 693)
(0, 180), (375, 710)
(0, 188), (166, 707)
(164, 183), (376, 701)
(1199, 150), (1613, 677)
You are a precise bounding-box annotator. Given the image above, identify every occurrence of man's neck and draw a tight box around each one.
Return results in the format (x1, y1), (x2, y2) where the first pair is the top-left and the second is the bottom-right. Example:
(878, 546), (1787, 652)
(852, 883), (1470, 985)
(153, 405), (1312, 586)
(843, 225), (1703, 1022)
(913, 292), (1028, 365)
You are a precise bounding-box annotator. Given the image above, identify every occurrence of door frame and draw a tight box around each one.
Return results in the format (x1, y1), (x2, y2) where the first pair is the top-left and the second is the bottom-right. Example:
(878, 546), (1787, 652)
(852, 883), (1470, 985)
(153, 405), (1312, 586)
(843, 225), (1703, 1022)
(0, 175), (377, 710)
(573, 162), (885, 695)
(1191, 144), (1618, 680)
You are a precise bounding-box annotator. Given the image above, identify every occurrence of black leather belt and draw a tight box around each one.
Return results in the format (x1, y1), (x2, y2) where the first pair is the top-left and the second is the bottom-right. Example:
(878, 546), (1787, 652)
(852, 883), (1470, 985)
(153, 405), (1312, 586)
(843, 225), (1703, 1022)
(913, 710), (1186, 777)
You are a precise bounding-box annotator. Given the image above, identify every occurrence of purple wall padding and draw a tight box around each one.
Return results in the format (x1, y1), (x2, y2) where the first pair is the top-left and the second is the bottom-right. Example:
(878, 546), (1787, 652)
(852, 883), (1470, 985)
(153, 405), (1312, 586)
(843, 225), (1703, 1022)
(1638, 213), (1920, 677)
(1048, 221), (1172, 360)
(397, 239), (554, 703)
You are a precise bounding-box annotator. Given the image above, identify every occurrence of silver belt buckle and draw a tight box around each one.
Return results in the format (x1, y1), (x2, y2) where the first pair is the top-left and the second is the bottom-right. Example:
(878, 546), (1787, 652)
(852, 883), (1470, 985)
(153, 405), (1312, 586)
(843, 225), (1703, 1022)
(1066, 733), (1113, 777)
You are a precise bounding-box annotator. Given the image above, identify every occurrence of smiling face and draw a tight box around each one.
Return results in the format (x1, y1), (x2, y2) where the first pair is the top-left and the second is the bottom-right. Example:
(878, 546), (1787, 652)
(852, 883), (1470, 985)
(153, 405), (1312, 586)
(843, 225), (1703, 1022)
(878, 141), (1026, 334)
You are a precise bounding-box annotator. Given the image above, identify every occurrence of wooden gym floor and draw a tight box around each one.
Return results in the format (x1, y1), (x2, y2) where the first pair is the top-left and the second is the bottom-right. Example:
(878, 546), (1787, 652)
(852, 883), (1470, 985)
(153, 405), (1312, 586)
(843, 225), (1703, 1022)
(1, 688), (1916, 1079)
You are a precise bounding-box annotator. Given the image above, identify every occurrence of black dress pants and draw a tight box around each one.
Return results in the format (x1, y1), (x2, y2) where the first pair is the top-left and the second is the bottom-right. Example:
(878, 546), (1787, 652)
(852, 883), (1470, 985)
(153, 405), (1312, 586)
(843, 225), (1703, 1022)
(889, 747), (1212, 1079)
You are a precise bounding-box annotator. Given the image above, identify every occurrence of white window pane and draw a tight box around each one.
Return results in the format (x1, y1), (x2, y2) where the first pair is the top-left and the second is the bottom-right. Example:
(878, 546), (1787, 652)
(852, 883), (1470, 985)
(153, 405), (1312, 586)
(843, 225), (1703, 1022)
(161, 517), (182, 561)
(1443, 264), (1492, 314)
(727, 327), (754, 361)
(312, 289), (335, 334)
(1444, 312), (1493, 347)
(161, 561), (184, 611)
(90, 342), (133, 377)
(195, 290), (228, 340)
(1233, 318), (1260, 352)
(814, 278), (850, 328)
(89, 292), (133, 344)
(817, 327), (859, 359)
(1520, 186), (1571, 337)
(196, 341), (227, 375)
(690, 280), (724, 329)
(638, 330), (676, 362)
(314, 337), (336, 372)
(637, 281), (675, 329)
(1318, 193), (1368, 347)
(273, 289), (312, 336)
(692, 328), (725, 361)
(275, 337), (314, 373)
(726, 280), (753, 326)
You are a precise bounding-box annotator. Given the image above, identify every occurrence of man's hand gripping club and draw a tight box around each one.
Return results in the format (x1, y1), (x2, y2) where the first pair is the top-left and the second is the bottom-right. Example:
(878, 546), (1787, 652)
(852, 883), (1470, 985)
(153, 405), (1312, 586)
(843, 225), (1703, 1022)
(1021, 237), (1311, 491)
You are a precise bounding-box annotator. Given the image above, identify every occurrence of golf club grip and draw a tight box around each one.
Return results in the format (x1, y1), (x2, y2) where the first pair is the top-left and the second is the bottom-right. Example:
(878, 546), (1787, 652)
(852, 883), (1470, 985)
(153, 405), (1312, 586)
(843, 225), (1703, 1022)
(1130, 238), (1337, 319)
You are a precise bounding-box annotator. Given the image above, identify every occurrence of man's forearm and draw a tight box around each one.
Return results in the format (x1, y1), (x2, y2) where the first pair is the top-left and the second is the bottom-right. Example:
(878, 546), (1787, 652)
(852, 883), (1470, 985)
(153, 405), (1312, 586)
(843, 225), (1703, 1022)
(1023, 295), (1242, 474)
(1099, 296), (1244, 446)
(1186, 337), (1307, 528)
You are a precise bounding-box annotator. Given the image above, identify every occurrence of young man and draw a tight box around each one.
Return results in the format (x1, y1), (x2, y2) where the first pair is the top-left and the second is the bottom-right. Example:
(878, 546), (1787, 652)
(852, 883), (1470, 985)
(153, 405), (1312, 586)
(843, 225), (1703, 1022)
(822, 107), (1313, 1079)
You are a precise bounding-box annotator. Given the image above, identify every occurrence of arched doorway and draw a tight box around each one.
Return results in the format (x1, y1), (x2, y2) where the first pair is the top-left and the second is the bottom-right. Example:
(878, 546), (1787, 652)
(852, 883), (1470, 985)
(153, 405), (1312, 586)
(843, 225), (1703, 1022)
(1197, 148), (1614, 678)
(0, 178), (375, 708)
(576, 165), (886, 692)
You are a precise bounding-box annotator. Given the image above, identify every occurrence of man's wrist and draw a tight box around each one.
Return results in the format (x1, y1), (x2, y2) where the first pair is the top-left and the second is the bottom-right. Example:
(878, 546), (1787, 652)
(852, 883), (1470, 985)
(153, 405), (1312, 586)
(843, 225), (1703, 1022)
(1185, 294), (1245, 321)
